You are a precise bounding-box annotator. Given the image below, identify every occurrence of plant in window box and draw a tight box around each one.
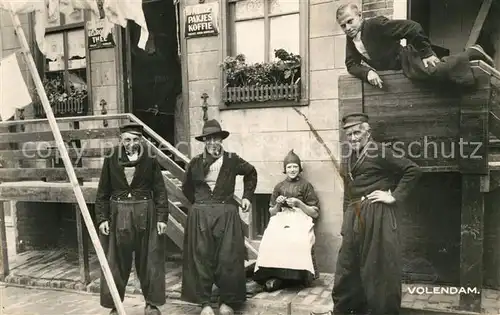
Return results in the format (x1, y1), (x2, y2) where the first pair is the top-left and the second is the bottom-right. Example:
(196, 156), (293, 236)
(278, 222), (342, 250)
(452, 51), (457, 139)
(32, 77), (88, 118)
(222, 48), (301, 104)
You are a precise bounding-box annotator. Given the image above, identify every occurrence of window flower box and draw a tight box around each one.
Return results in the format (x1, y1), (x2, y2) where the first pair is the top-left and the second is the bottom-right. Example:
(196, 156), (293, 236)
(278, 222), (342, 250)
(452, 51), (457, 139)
(32, 77), (89, 118)
(224, 82), (300, 103)
(34, 95), (88, 118)
(222, 49), (301, 105)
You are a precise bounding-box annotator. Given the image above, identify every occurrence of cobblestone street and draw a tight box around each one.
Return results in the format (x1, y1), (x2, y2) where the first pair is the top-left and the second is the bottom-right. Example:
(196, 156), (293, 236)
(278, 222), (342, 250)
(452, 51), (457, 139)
(1, 284), (292, 315)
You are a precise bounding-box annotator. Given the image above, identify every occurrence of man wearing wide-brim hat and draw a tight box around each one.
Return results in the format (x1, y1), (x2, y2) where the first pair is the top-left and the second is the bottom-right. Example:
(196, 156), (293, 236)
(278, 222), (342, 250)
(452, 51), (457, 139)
(181, 119), (258, 315)
(331, 113), (422, 315)
(95, 122), (169, 315)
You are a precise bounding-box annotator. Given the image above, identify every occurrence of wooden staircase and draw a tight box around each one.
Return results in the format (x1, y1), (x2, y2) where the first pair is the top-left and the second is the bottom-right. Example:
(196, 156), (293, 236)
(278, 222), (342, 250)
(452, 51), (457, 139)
(0, 113), (259, 284)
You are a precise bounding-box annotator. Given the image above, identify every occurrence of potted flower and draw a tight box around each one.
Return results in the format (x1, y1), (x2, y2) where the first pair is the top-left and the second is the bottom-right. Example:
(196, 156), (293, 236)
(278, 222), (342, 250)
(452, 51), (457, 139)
(33, 77), (88, 118)
(222, 48), (301, 104)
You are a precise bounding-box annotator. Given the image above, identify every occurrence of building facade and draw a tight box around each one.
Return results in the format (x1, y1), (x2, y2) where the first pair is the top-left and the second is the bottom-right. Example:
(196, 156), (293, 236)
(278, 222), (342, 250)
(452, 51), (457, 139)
(3, 0), (500, 279)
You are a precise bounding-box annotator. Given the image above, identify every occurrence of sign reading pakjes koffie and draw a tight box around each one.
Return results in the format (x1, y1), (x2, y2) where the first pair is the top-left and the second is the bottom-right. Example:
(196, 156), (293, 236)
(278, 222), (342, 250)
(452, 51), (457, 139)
(185, 3), (219, 38)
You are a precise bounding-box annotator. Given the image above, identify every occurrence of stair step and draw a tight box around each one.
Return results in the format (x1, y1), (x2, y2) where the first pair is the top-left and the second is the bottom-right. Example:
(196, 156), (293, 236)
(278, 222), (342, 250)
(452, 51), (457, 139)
(489, 161), (500, 170)
(245, 259), (256, 270)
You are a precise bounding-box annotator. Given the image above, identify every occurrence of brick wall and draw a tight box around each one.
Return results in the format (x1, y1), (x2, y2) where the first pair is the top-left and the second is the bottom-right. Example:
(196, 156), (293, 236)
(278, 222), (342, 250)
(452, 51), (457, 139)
(362, 0), (394, 18)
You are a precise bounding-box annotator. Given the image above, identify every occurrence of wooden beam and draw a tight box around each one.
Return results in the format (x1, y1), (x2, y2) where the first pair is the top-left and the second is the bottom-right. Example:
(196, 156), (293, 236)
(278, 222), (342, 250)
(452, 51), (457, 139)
(0, 182), (98, 203)
(166, 216), (184, 251)
(0, 202), (9, 279)
(169, 201), (187, 227)
(465, 0), (493, 48)
(0, 147), (108, 161)
(0, 113), (131, 127)
(0, 168), (104, 181)
(459, 66), (490, 174)
(459, 175), (484, 313)
(74, 204), (90, 284)
(0, 128), (120, 144)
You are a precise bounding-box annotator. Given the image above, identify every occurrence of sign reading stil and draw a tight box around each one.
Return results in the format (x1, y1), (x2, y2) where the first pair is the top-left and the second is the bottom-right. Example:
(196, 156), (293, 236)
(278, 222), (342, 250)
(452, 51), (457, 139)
(87, 19), (115, 50)
(184, 3), (219, 38)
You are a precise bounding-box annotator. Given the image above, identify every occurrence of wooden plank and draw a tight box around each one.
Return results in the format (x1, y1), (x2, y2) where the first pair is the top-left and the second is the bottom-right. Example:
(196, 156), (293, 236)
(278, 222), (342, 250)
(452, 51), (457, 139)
(162, 173), (191, 207)
(168, 201), (187, 227)
(0, 128), (120, 144)
(0, 202), (9, 278)
(75, 204), (90, 284)
(459, 175), (484, 313)
(0, 182), (98, 203)
(0, 114), (131, 128)
(0, 147), (107, 161)
(166, 216), (184, 251)
(459, 67), (490, 174)
(145, 139), (185, 180)
(465, 0), (493, 48)
(0, 168), (103, 181)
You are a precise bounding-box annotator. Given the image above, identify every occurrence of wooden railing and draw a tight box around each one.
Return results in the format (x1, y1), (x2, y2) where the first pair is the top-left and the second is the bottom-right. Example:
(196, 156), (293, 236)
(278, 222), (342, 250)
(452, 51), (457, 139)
(223, 82), (300, 104)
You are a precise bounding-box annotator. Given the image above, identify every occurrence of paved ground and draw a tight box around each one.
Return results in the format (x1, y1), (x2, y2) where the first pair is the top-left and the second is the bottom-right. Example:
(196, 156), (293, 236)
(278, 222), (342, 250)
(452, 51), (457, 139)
(0, 284), (290, 315)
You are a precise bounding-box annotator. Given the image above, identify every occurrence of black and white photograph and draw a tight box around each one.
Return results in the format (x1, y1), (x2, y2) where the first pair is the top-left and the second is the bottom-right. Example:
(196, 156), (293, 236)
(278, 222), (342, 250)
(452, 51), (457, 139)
(0, 0), (499, 314)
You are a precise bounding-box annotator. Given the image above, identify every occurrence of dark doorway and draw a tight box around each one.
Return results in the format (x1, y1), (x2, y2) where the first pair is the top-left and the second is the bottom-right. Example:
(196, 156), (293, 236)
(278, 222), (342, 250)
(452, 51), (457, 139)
(124, 0), (182, 146)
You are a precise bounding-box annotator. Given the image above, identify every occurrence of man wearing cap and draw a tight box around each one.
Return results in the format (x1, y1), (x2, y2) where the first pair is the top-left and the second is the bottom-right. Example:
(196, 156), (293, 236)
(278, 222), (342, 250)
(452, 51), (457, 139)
(181, 119), (258, 315)
(336, 3), (495, 89)
(331, 113), (422, 315)
(96, 123), (169, 315)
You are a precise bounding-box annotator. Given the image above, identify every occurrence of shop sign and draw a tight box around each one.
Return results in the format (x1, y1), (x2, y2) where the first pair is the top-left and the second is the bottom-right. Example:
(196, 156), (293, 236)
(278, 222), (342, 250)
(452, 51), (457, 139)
(87, 19), (115, 50)
(185, 3), (219, 38)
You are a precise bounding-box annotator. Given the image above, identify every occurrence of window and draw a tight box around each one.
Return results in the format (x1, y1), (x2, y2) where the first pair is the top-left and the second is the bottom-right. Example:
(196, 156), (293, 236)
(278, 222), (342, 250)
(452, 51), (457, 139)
(221, 0), (309, 109)
(34, 10), (89, 117)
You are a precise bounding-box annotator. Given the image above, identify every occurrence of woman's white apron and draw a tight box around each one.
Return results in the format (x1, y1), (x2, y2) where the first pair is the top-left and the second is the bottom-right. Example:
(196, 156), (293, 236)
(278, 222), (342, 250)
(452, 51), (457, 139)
(254, 208), (315, 275)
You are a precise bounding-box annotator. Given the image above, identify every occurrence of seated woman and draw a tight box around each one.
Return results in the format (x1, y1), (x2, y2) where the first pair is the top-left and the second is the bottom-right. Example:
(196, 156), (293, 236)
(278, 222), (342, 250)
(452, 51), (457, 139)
(253, 150), (320, 292)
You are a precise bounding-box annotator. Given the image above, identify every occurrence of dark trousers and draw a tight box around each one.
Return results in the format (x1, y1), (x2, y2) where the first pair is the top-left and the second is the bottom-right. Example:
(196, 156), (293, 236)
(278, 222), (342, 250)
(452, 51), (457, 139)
(181, 202), (247, 307)
(401, 44), (477, 86)
(100, 199), (165, 308)
(332, 200), (402, 315)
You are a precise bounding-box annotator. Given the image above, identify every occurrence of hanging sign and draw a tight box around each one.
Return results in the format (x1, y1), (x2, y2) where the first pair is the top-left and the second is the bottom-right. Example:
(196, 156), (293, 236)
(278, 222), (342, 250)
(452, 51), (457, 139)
(87, 19), (115, 50)
(184, 2), (219, 38)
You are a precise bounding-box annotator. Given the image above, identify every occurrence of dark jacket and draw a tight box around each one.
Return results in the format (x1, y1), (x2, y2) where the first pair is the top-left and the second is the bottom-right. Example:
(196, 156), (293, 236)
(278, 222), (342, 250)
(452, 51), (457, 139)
(182, 151), (258, 204)
(342, 141), (422, 210)
(345, 16), (435, 80)
(95, 146), (169, 225)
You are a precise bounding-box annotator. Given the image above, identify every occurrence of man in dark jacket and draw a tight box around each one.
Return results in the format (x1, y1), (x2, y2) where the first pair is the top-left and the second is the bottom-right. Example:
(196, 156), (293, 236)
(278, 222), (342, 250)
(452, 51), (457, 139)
(181, 119), (257, 315)
(331, 113), (422, 315)
(336, 3), (495, 88)
(96, 123), (169, 315)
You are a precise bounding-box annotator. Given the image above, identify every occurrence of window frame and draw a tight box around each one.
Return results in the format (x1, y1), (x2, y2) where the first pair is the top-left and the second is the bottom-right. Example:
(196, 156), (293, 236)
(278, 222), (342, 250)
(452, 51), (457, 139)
(30, 10), (92, 116)
(220, 0), (310, 110)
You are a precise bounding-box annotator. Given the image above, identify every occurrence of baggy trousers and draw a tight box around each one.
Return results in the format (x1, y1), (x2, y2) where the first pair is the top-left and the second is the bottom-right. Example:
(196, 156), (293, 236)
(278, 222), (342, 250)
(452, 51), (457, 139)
(400, 44), (478, 86)
(181, 201), (247, 307)
(332, 199), (402, 315)
(100, 199), (165, 308)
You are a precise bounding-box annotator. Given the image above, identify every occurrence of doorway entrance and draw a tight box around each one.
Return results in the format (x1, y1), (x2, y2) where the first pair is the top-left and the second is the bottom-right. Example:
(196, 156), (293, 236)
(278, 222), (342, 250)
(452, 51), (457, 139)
(122, 0), (183, 149)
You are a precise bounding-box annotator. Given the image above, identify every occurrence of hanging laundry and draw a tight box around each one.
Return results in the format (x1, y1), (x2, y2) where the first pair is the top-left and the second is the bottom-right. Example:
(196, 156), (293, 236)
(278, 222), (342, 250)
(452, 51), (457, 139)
(60, 0), (100, 21)
(101, 0), (149, 50)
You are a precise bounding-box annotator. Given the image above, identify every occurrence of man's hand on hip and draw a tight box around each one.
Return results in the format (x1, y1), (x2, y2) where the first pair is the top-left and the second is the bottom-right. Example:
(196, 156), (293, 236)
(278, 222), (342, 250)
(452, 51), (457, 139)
(367, 190), (395, 204)
(367, 70), (383, 89)
(157, 222), (168, 235)
(99, 221), (109, 235)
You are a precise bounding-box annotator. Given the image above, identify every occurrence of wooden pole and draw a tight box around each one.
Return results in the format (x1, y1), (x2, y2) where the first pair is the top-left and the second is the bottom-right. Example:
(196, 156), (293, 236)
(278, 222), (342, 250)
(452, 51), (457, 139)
(7, 9), (127, 315)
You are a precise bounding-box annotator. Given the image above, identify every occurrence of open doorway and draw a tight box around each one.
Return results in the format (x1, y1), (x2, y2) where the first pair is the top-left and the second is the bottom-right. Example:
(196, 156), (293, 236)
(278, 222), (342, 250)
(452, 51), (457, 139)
(408, 0), (500, 66)
(122, 0), (183, 148)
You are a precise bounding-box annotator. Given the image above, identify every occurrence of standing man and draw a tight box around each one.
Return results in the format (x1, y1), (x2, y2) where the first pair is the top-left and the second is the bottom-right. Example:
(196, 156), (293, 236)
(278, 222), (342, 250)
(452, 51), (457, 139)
(96, 123), (169, 315)
(331, 113), (422, 315)
(181, 119), (258, 315)
(336, 3), (495, 89)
